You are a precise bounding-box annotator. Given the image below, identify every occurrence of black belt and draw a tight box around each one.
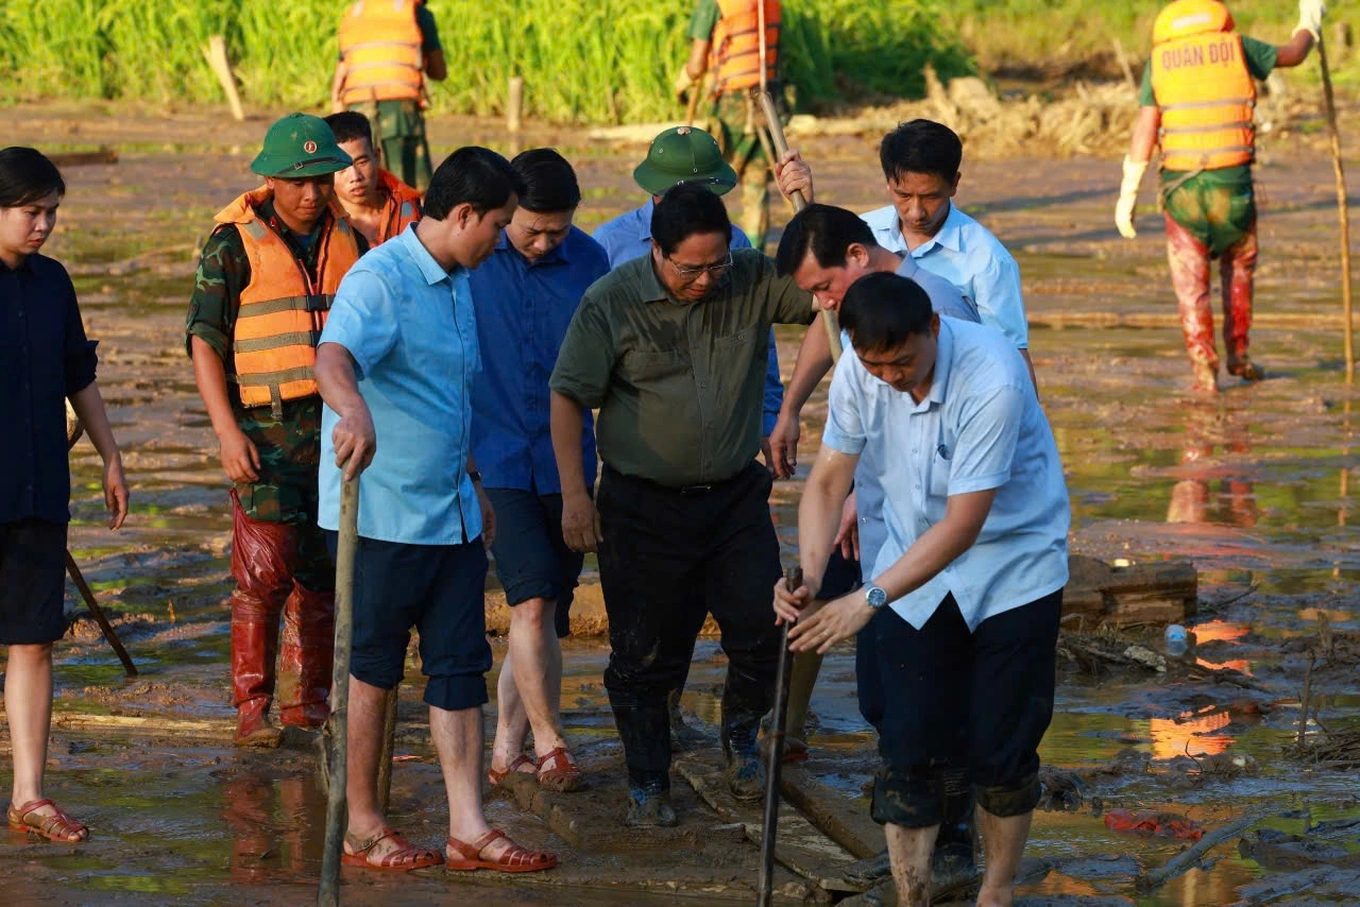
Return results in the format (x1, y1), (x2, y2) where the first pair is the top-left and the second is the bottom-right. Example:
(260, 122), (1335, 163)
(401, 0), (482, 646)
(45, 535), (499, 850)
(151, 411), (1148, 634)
(604, 463), (751, 496)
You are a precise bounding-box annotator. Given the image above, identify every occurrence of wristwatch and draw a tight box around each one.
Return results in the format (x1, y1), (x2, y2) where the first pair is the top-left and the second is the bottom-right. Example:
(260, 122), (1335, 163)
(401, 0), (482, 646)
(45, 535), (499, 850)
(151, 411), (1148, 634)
(864, 585), (888, 610)
(467, 468), (483, 484)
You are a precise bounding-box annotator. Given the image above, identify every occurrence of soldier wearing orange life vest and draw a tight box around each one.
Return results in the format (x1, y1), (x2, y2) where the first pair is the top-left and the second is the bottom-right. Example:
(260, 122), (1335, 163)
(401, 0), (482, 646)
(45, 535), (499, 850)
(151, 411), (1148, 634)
(1116, 0), (1325, 392)
(331, 0), (447, 192)
(325, 111), (423, 246)
(186, 114), (367, 747)
(673, 0), (783, 251)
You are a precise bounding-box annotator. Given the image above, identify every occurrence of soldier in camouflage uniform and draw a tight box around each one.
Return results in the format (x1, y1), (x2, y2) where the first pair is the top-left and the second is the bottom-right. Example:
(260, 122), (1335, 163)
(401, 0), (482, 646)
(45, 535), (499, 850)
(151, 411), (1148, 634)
(187, 113), (366, 747)
(674, 0), (784, 252)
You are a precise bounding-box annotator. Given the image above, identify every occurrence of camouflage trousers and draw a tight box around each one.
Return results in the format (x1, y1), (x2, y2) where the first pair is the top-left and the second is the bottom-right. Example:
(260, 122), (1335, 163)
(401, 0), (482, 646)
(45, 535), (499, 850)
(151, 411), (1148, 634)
(1165, 211), (1258, 386)
(353, 99), (434, 193)
(708, 92), (785, 253)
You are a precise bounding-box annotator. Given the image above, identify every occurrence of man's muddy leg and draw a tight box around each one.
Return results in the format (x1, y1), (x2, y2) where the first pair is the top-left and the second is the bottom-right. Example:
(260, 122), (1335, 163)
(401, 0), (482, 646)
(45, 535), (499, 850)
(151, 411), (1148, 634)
(885, 822), (939, 906)
(344, 675), (392, 844)
(974, 807), (1032, 907)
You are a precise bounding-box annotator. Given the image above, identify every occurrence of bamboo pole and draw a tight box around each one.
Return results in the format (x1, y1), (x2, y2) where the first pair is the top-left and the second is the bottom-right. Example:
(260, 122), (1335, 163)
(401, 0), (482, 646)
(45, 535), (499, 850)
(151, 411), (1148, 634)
(752, 88), (842, 363)
(507, 76), (524, 134)
(1317, 34), (1354, 383)
(318, 477), (358, 907)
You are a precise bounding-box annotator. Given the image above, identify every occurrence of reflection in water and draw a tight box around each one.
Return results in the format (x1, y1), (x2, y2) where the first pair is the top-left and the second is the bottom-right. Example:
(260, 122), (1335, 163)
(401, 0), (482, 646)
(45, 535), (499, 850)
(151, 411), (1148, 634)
(222, 773), (312, 884)
(1149, 704), (1234, 760)
(1191, 619), (1253, 675)
(1166, 406), (1258, 528)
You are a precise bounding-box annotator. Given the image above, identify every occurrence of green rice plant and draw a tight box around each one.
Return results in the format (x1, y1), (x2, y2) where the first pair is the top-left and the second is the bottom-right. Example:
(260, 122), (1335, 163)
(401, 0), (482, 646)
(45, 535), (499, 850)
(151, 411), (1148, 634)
(0, 0), (971, 121)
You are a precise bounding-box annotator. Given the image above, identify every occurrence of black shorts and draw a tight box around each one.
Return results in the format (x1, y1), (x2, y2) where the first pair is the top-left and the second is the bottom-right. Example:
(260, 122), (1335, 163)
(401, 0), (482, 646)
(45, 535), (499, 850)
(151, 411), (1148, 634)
(817, 549), (862, 600)
(857, 590), (1063, 827)
(0, 519), (69, 646)
(485, 488), (584, 638)
(327, 533), (492, 712)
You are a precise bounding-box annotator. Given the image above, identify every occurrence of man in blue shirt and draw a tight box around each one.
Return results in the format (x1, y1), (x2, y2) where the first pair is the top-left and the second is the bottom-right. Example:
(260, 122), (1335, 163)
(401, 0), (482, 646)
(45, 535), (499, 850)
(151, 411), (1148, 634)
(470, 149), (609, 795)
(1, 146), (128, 844)
(315, 147), (554, 874)
(774, 272), (1068, 907)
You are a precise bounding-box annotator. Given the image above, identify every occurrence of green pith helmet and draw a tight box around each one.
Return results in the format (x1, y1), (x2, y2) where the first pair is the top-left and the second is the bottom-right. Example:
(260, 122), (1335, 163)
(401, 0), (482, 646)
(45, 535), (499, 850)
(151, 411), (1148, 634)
(250, 113), (353, 179)
(632, 126), (738, 197)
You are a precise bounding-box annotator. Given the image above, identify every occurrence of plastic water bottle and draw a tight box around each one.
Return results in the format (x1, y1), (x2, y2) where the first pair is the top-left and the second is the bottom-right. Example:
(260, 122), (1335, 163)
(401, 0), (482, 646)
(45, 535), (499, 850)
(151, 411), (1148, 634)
(1164, 624), (1189, 656)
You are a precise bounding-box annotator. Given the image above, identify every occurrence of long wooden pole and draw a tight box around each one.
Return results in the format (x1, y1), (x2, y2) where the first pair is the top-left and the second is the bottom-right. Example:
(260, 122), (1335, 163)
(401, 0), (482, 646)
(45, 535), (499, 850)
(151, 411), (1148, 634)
(757, 567), (801, 907)
(1317, 34), (1354, 383)
(752, 89), (842, 362)
(64, 553), (137, 678)
(318, 477), (359, 907)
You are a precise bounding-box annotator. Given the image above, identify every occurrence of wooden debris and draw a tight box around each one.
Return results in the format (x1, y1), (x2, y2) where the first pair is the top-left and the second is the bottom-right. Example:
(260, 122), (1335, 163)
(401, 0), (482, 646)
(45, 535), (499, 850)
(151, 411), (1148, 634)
(778, 765), (883, 860)
(48, 147), (118, 168)
(1135, 811), (1270, 892)
(1063, 555), (1197, 628)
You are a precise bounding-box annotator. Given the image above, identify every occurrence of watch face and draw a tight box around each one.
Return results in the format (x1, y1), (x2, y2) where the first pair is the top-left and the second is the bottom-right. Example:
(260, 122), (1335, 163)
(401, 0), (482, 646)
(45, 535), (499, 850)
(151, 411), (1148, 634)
(867, 586), (887, 608)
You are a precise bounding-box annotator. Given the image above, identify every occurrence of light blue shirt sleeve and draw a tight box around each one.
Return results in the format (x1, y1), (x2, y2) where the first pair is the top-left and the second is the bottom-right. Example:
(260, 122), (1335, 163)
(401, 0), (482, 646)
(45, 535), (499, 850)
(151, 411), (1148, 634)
(973, 254), (1029, 349)
(820, 357), (867, 456)
(946, 384), (1026, 496)
(319, 269), (399, 377)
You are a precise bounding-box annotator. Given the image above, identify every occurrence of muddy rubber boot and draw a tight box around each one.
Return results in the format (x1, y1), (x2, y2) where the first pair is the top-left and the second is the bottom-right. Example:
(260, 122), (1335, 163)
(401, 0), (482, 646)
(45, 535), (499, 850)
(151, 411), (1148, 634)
(626, 780), (677, 828)
(1227, 356), (1264, 382)
(667, 688), (709, 752)
(232, 615), (282, 748)
(722, 719), (765, 802)
(277, 585), (334, 729)
(1190, 359), (1220, 394)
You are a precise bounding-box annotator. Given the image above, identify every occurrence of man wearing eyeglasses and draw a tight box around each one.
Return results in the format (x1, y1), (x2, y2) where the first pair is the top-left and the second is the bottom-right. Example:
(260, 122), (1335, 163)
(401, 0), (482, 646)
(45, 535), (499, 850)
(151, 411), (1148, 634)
(550, 183), (817, 827)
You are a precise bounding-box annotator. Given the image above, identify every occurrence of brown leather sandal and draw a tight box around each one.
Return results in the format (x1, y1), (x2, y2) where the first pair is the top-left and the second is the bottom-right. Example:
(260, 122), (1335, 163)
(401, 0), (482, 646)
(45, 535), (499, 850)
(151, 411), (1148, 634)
(445, 829), (556, 873)
(535, 746), (584, 792)
(7, 799), (88, 843)
(341, 827), (443, 871)
(486, 754), (537, 788)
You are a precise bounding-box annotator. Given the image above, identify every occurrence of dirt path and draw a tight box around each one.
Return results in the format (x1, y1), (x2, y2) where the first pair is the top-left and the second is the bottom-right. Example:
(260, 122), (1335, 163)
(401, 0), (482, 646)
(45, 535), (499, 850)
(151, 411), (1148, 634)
(1, 103), (1358, 905)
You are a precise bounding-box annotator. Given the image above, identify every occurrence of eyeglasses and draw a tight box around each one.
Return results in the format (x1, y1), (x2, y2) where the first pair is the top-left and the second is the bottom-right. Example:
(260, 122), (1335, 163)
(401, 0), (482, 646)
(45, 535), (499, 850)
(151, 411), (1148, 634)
(666, 251), (733, 282)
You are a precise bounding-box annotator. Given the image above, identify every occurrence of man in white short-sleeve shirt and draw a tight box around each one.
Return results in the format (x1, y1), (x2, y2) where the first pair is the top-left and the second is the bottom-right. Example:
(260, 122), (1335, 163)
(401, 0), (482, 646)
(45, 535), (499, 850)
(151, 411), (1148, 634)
(773, 271), (1068, 907)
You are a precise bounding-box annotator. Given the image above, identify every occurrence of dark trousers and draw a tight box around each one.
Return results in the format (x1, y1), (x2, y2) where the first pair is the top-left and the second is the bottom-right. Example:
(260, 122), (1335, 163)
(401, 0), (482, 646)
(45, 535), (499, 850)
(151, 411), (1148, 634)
(858, 590), (1063, 827)
(597, 463), (782, 789)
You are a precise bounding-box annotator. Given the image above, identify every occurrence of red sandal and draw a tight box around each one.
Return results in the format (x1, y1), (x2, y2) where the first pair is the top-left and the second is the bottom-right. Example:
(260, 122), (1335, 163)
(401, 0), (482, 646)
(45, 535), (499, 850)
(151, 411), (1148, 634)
(341, 827), (443, 871)
(445, 829), (556, 873)
(486, 754), (537, 788)
(536, 746), (583, 792)
(7, 799), (88, 843)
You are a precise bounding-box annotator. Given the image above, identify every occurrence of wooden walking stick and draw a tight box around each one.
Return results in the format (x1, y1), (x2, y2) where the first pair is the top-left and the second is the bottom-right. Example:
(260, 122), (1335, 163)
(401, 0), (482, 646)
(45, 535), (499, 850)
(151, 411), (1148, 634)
(318, 476), (359, 907)
(1317, 32), (1355, 383)
(758, 566), (802, 907)
(753, 88), (842, 363)
(64, 553), (137, 678)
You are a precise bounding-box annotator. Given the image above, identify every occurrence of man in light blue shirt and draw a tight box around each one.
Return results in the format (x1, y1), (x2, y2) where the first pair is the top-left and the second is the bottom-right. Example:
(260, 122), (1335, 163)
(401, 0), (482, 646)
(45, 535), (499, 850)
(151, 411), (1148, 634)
(773, 272), (1068, 907)
(315, 147), (555, 874)
(593, 126), (784, 446)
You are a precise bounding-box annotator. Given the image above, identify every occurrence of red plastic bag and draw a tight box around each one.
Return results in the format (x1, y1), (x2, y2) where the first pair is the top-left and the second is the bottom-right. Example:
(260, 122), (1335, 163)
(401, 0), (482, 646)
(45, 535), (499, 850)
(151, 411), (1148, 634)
(1104, 809), (1205, 841)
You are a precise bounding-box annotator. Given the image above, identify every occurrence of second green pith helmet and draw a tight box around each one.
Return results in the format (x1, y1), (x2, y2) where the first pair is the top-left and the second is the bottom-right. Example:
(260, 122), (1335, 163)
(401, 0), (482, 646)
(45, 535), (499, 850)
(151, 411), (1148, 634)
(633, 126), (738, 196)
(250, 113), (353, 178)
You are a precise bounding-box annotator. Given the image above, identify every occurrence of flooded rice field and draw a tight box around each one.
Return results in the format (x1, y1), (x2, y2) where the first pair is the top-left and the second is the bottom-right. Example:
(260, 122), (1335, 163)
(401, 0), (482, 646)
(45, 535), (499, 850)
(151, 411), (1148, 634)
(1, 103), (1357, 904)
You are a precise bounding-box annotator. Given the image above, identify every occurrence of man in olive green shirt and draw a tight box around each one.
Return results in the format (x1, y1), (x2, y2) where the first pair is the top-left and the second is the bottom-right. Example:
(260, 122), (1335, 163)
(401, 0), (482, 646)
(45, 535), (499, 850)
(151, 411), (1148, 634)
(550, 184), (815, 826)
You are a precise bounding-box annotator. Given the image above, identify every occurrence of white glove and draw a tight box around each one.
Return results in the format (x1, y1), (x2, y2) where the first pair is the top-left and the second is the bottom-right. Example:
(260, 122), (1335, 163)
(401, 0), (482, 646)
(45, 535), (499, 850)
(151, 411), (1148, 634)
(1115, 156), (1148, 240)
(1296, 0), (1326, 40)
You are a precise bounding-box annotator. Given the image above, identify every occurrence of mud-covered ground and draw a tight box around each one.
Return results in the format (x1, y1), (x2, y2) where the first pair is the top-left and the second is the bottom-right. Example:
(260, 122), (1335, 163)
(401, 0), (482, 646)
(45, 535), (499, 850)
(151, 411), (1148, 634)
(1, 101), (1358, 905)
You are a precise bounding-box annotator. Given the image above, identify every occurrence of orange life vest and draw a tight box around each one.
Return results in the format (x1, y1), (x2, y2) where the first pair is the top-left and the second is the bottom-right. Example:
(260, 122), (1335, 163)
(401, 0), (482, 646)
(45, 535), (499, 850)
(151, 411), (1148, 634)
(710, 0), (780, 97)
(213, 187), (362, 414)
(1150, 0), (1255, 172)
(337, 0), (424, 105)
(375, 169), (422, 245)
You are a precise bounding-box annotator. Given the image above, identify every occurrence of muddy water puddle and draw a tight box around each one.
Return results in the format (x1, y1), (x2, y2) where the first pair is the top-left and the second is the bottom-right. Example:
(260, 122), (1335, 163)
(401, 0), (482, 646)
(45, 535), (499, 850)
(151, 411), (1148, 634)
(1, 113), (1358, 903)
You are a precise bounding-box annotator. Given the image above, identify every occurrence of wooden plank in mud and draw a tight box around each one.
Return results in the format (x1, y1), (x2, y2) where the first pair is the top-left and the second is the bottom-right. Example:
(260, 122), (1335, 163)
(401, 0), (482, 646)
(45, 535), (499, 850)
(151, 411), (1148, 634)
(1063, 555), (1197, 628)
(500, 771), (590, 849)
(48, 146), (119, 167)
(674, 754), (850, 900)
(778, 764), (884, 860)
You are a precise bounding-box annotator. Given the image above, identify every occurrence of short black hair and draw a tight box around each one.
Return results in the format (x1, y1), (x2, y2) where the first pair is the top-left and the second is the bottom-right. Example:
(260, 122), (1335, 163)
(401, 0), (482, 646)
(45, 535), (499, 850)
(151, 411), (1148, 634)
(839, 272), (935, 353)
(775, 203), (880, 277)
(651, 183), (730, 257)
(424, 146), (525, 220)
(879, 119), (963, 184)
(0, 147), (65, 208)
(510, 148), (581, 213)
(323, 111), (373, 148)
